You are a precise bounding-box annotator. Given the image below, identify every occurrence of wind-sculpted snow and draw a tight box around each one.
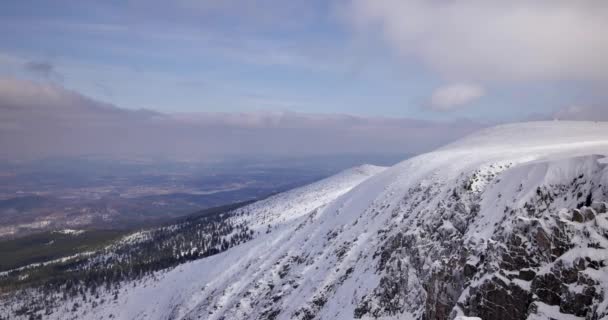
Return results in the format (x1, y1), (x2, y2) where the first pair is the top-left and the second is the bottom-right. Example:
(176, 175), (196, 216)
(5, 121), (608, 320)
(231, 164), (387, 231)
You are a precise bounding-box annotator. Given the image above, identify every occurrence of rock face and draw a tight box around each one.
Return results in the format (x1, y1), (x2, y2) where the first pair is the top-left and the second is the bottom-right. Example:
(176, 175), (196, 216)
(4, 121), (608, 320)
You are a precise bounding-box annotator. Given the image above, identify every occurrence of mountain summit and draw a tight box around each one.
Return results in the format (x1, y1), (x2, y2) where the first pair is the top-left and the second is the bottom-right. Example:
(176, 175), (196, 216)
(4, 121), (608, 320)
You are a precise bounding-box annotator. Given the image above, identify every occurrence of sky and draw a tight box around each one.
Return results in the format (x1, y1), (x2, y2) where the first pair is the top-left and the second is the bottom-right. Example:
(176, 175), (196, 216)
(0, 0), (607, 160)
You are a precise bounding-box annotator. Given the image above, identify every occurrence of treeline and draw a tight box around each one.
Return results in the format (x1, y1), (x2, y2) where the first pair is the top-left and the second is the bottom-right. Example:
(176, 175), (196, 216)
(0, 204), (256, 319)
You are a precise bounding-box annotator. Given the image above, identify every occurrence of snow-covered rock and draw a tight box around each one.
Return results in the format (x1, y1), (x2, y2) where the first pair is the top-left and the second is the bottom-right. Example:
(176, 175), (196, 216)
(5, 121), (608, 320)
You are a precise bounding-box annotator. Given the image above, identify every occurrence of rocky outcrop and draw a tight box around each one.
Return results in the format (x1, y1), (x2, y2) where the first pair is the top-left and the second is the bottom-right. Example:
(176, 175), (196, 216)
(5, 122), (608, 320)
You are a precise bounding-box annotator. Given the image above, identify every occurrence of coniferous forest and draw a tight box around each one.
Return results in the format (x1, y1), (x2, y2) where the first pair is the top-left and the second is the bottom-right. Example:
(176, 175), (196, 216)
(0, 201), (256, 319)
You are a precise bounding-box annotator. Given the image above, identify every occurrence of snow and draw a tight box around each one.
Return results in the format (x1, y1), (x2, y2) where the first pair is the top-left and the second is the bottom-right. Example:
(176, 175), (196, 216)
(527, 302), (584, 320)
(54, 229), (85, 235)
(231, 163), (387, 231)
(0, 251), (96, 277)
(118, 230), (152, 245)
(11, 121), (608, 320)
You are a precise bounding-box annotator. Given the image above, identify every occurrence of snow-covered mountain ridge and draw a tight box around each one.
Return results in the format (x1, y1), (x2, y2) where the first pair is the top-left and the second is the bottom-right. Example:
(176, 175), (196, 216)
(5, 121), (608, 320)
(0, 163), (386, 319)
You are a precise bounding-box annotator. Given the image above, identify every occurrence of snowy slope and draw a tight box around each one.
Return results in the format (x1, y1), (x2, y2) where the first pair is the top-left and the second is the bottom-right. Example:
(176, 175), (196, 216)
(11, 164), (385, 320)
(7, 121), (608, 320)
(231, 164), (388, 231)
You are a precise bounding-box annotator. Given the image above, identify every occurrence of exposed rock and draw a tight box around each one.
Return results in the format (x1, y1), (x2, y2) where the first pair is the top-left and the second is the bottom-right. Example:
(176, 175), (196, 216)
(535, 228), (552, 256)
(581, 207), (596, 221)
(518, 269), (536, 281)
(569, 206), (599, 224)
(463, 263), (477, 278)
(571, 209), (584, 222)
(529, 263), (600, 318)
(532, 273), (563, 306)
(462, 277), (532, 320)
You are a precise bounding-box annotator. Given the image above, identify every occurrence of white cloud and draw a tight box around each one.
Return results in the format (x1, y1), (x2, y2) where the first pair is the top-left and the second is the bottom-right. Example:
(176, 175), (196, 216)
(347, 0), (608, 82)
(0, 76), (120, 115)
(0, 77), (485, 160)
(554, 105), (608, 121)
(429, 83), (484, 111)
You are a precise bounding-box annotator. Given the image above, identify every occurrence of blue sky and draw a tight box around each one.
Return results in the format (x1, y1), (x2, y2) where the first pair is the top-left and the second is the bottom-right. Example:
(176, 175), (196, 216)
(1, 0), (605, 123)
(0, 1), (607, 160)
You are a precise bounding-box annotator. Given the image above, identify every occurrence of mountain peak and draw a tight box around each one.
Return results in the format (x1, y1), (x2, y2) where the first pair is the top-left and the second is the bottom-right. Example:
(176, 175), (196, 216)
(4, 122), (608, 320)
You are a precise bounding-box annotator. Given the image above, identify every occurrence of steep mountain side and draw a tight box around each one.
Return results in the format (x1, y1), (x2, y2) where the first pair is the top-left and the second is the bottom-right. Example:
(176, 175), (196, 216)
(4, 121), (608, 320)
(0, 164), (385, 320)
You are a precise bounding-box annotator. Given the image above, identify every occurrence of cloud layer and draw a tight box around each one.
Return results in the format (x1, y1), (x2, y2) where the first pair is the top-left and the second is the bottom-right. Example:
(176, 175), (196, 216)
(347, 0), (608, 82)
(553, 105), (608, 121)
(429, 84), (484, 111)
(0, 77), (484, 160)
(23, 60), (60, 80)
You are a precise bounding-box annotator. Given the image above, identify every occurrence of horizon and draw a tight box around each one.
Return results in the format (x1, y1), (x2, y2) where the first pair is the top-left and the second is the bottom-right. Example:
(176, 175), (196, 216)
(1, 1), (607, 160)
(2, 2), (608, 319)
